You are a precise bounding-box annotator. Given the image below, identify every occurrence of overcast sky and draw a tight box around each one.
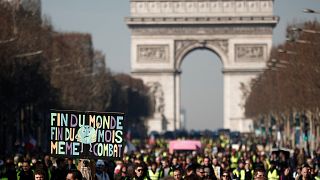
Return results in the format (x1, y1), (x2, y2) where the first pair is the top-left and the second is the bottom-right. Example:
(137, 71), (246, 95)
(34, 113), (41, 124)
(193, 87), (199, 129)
(42, 0), (320, 131)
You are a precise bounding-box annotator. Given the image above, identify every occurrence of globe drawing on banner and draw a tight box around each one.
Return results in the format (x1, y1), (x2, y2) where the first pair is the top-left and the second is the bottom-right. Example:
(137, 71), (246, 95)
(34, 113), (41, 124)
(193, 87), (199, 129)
(50, 110), (125, 159)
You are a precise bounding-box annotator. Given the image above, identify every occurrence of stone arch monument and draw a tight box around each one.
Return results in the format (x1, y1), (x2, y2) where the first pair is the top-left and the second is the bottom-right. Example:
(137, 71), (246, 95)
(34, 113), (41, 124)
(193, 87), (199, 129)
(126, 0), (278, 133)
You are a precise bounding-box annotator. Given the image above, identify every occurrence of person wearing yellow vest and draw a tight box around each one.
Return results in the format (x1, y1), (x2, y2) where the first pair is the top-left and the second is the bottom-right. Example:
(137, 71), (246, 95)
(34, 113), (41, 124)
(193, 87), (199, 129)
(169, 157), (180, 176)
(17, 161), (34, 180)
(220, 135), (227, 149)
(232, 161), (246, 180)
(159, 158), (171, 178)
(267, 161), (279, 180)
(133, 163), (151, 180)
(212, 157), (222, 179)
(230, 150), (239, 171)
(148, 162), (161, 180)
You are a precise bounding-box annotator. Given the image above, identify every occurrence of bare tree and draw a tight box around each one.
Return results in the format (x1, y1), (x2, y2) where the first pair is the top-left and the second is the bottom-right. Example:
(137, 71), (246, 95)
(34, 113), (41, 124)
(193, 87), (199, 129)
(245, 21), (320, 149)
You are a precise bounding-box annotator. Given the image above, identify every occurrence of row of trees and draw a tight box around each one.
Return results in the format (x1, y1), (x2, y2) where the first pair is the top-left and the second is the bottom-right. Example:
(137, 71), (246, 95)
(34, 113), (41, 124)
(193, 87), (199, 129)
(244, 21), (320, 150)
(0, 2), (152, 155)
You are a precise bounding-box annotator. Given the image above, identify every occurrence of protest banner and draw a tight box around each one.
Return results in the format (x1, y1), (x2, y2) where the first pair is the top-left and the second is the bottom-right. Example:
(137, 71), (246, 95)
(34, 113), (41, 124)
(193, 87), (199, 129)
(50, 110), (125, 159)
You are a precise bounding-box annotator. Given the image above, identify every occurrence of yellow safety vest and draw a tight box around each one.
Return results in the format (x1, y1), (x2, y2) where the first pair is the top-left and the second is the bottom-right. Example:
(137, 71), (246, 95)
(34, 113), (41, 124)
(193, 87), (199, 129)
(233, 169), (245, 180)
(266, 159), (270, 170)
(230, 155), (238, 169)
(267, 169), (279, 180)
(17, 169), (34, 180)
(252, 155), (257, 163)
(148, 169), (160, 180)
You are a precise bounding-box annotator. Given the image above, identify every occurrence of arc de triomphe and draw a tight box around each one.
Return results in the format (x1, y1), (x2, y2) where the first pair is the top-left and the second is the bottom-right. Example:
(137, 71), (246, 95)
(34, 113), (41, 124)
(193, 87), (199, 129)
(126, 0), (278, 132)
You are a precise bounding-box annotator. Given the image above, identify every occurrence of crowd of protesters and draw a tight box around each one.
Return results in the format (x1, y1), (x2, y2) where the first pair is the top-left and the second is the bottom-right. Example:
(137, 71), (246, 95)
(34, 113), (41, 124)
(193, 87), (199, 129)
(0, 133), (319, 180)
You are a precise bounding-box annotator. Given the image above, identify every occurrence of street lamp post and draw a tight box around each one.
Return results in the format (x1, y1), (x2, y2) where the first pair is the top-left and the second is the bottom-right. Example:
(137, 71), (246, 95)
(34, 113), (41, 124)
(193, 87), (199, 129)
(277, 49), (297, 55)
(286, 37), (313, 44)
(303, 8), (320, 14)
(291, 27), (320, 34)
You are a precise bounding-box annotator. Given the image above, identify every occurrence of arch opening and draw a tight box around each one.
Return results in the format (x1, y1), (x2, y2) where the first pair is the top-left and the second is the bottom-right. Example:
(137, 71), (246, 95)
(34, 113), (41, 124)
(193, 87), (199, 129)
(180, 49), (224, 131)
(175, 41), (228, 71)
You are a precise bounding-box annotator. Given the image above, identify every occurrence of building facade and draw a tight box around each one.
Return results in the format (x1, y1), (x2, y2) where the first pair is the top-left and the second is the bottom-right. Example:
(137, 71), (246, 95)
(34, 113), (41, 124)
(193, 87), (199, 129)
(126, 0), (278, 133)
